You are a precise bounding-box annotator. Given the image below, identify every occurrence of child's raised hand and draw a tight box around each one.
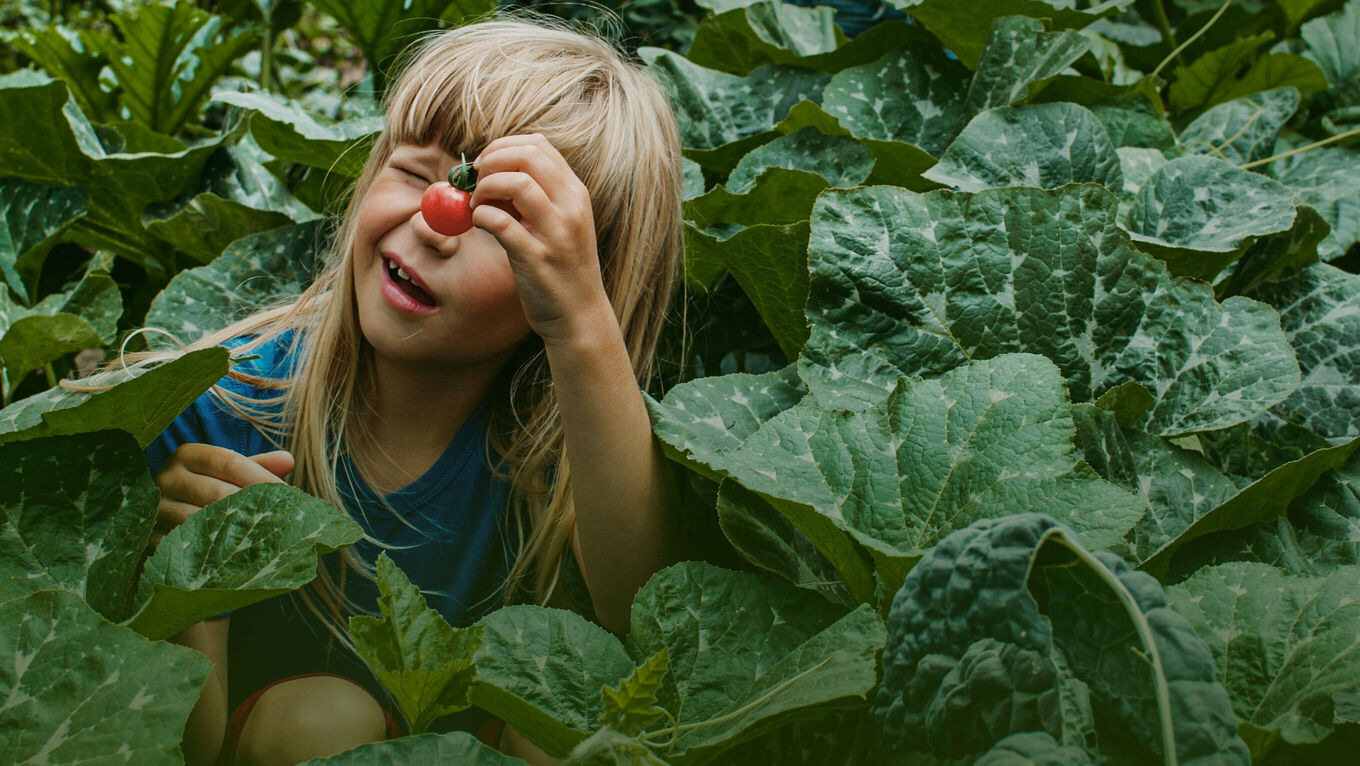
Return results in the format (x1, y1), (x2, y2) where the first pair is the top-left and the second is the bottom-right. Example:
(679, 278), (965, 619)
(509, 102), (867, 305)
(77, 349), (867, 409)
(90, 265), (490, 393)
(152, 444), (294, 548)
(470, 134), (611, 344)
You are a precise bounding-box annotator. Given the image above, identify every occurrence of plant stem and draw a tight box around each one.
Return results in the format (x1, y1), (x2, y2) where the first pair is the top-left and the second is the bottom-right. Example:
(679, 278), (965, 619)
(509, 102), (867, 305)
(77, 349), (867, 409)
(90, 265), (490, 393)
(1240, 126), (1360, 169)
(44, 363), (58, 389)
(1149, 0), (1233, 81)
(262, 29), (275, 93)
(1149, 0), (1178, 61)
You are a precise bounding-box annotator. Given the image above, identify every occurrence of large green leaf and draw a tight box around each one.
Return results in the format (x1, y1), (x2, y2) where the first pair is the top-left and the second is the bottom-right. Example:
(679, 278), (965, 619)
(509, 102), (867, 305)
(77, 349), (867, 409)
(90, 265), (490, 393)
(964, 16), (1091, 115)
(6, 23), (118, 125)
(127, 483), (363, 640)
(871, 513), (1249, 763)
(624, 562), (884, 764)
(1268, 142), (1360, 261)
(1123, 155), (1299, 281)
(0, 346), (229, 446)
(0, 176), (88, 304)
(799, 183), (1300, 435)
(685, 0), (846, 76)
(1179, 88), (1300, 165)
(89, 0), (259, 135)
(641, 48), (830, 174)
(0, 590), (211, 766)
(974, 732), (1097, 765)
(471, 605), (636, 758)
(1249, 263), (1360, 440)
(0, 430), (155, 622)
(305, 0), (488, 92)
(599, 649), (669, 736)
(890, 0), (1127, 69)
(0, 76), (229, 265)
(144, 221), (322, 349)
(1170, 34), (1328, 113)
(1166, 562), (1360, 757)
(299, 731), (528, 765)
(1090, 91), (1177, 150)
(350, 554), (481, 734)
(1301, 0), (1360, 98)
(212, 90), (383, 177)
(0, 268), (122, 385)
(923, 103), (1123, 192)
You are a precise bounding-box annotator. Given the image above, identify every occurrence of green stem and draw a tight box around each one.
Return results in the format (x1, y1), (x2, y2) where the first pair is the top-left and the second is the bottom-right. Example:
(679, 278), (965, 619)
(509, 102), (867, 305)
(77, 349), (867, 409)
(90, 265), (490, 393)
(1149, 0), (1178, 62)
(1240, 126), (1360, 169)
(43, 363), (57, 389)
(261, 28), (275, 93)
(1149, 0), (1234, 81)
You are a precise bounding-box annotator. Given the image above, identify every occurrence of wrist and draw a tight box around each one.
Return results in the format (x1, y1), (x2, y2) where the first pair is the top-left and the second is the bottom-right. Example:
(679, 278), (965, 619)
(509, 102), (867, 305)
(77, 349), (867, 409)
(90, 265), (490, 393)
(538, 291), (621, 356)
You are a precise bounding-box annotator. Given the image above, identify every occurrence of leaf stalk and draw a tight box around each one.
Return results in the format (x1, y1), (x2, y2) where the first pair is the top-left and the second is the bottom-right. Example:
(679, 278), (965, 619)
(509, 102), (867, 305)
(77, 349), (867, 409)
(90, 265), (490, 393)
(1240, 126), (1360, 170)
(1149, 0), (1234, 81)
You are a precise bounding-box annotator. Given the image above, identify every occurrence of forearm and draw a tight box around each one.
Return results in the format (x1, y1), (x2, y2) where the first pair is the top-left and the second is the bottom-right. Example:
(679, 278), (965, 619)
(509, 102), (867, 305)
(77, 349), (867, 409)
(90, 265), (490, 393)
(173, 617), (229, 766)
(543, 307), (682, 635)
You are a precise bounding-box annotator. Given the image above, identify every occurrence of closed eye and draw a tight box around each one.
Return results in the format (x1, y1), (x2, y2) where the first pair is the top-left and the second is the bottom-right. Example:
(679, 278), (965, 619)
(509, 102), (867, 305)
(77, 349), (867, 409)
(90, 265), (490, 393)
(395, 166), (430, 184)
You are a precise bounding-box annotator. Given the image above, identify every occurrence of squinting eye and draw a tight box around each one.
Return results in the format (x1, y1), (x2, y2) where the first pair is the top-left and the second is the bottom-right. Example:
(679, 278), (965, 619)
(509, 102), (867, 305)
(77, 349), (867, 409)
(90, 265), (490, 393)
(397, 167), (430, 183)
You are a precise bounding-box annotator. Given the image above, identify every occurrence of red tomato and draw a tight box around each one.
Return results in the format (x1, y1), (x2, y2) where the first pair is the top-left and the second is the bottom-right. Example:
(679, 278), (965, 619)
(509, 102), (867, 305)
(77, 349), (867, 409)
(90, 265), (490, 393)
(421, 182), (473, 236)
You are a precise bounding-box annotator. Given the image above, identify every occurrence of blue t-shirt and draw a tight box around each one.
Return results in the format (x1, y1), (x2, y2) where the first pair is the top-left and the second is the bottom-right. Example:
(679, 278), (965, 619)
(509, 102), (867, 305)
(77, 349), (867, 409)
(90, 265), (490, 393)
(145, 332), (514, 725)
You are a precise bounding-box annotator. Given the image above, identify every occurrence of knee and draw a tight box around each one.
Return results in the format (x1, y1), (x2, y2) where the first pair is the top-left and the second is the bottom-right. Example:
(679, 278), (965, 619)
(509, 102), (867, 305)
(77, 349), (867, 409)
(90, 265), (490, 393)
(235, 676), (389, 766)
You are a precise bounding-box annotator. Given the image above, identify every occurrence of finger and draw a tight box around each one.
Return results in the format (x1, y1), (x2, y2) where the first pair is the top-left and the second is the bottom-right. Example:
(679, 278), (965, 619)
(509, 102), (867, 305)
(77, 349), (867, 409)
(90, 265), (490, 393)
(178, 443), (290, 487)
(471, 202), (542, 259)
(470, 171), (554, 226)
(160, 471), (242, 509)
(155, 499), (200, 533)
(250, 450), (295, 479)
(474, 139), (580, 201)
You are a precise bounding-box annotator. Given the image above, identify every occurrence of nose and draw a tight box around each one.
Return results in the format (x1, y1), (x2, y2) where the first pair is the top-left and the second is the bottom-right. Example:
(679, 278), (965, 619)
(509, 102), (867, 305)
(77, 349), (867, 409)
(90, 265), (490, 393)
(410, 207), (460, 257)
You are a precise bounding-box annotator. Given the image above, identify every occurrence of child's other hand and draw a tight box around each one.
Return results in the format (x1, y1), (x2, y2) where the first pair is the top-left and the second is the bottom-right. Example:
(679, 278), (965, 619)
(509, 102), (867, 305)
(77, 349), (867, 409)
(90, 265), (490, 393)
(152, 444), (294, 548)
(471, 134), (612, 345)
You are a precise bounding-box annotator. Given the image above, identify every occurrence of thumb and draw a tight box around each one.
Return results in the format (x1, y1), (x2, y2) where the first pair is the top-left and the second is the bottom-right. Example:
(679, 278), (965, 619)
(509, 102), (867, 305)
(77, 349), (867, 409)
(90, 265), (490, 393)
(249, 450), (295, 481)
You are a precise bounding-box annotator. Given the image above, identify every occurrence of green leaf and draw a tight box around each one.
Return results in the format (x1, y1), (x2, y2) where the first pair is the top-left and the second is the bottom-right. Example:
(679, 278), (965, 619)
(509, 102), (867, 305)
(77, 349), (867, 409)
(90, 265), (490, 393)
(0, 77), (231, 265)
(626, 563), (885, 764)
(599, 649), (669, 736)
(1166, 562), (1360, 756)
(562, 728), (668, 766)
(1170, 35), (1327, 114)
(1090, 91), (1177, 150)
(1124, 155), (1299, 281)
(1301, 0), (1360, 93)
(213, 90), (383, 177)
(641, 48), (830, 175)
(89, 1), (260, 135)
(799, 184), (1300, 435)
(471, 606), (636, 757)
(349, 554), (482, 734)
(0, 431), (156, 622)
(923, 103), (1123, 192)
(973, 732), (1097, 765)
(0, 590), (211, 766)
(126, 483), (362, 640)
(298, 731), (529, 765)
(1267, 142), (1360, 260)
(685, 0), (846, 76)
(0, 346), (229, 446)
(727, 127), (874, 194)
(821, 45), (970, 159)
(1092, 380), (1155, 428)
(0, 176), (88, 304)
(144, 221), (322, 348)
(1179, 88), (1301, 165)
(1249, 263), (1360, 440)
(0, 312), (101, 382)
(964, 16), (1091, 115)
(6, 23), (118, 124)
(891, 0), (1127, 69)
(305, 0), (485, 91)
(871, 513), (1249, 762)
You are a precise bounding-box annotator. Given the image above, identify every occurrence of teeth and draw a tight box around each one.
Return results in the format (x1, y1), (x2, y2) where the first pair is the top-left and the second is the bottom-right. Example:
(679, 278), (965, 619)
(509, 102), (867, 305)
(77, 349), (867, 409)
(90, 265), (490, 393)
(397, 267), (410, 280)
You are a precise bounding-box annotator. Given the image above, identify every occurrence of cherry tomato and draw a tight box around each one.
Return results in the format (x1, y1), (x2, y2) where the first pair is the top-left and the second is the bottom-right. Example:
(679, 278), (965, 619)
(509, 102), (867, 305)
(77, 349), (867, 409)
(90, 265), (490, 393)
(421, 183), (473, 236)
(420, 155), (477, 236)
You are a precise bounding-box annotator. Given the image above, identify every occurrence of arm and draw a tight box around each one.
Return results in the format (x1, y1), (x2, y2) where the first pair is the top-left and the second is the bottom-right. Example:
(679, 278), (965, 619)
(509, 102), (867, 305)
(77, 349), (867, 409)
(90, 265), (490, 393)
(174, 616), (230, 766)
(472, 134), (683, 634)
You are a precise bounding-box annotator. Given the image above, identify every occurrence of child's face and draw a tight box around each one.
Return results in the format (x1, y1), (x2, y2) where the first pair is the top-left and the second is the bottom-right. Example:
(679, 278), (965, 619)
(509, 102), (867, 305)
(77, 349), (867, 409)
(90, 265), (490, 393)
(351, 140), (532, 374)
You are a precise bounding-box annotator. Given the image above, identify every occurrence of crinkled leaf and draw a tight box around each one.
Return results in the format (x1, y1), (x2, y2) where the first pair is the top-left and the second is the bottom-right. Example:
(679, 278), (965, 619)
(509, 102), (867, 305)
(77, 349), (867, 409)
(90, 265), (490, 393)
(712, 708), (869, 766)
(126, 483), (362, 640)
(90, 1), (259, 135)
(0, 176), (87, 304)
(871, 513), (1249, 763)
(144, 222), (322, 349)
(6, 23), (118, 125)
(0, 77), (229, 264)
(626, 562), (885, 764)
(1168, 34), (1325, 113)
(726, 127), (873, 194)
(923, 103), (1123, 192)
(974, 731), (1098, 765)
(891, 0), (1127, 69)
(800, 183), (1300, 436)
(685, 0), (845, 76)
(1219, 204), (1329, 298)
(1166, 562), (1360, 755)
(821, 45), (969, 159)
(641, 48), (829, 174)
(0, 590), (211, 766)
(471, 605), (636, 757)
(1115, 146), (1169, 198)
(562, 728), (668, 766)
(1180, 88), (1300, 165)
(964, 17), (1091, 115)
(599, 649), (669, 736)
(0, 346), (229, 446)
(299, 731), (528, 765)
(1092, 380), (1155, 428)
(350, 554), (481, 733)
(1124, 155), (1299, 281)
(0, 431), (155, 622)
(1091, 91), (1177, 150)
(1301, 0), (1360, 94)
(0, 312), (101, 381)
(686, 169), (827, 230)
(306, 0), (484, 88)
(212, 90), (382, 178)
(1268, 143), (1360, 261)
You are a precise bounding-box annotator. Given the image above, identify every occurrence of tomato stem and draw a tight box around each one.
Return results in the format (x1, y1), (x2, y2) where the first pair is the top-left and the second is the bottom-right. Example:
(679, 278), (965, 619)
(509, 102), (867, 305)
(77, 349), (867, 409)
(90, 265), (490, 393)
(448, 152), (477, 192)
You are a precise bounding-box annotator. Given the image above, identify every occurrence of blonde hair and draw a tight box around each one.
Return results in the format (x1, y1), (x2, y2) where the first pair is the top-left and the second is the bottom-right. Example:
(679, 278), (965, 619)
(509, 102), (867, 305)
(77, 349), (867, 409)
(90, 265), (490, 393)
(104, 15), (683, 634)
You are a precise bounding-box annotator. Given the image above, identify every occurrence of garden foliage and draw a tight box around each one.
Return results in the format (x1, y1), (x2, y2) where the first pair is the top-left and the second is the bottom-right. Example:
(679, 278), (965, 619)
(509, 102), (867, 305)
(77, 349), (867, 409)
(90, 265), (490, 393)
(3, 0), (1360, 763)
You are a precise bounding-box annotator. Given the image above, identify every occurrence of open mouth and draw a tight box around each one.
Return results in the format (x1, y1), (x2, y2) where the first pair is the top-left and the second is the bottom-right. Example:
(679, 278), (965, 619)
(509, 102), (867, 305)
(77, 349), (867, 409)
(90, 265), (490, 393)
(385, 257), (436, 306)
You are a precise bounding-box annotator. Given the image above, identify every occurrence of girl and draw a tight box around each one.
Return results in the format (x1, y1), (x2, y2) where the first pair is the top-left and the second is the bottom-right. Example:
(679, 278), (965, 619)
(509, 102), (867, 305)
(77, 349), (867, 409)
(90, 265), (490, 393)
(142, 16), (684, 766)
